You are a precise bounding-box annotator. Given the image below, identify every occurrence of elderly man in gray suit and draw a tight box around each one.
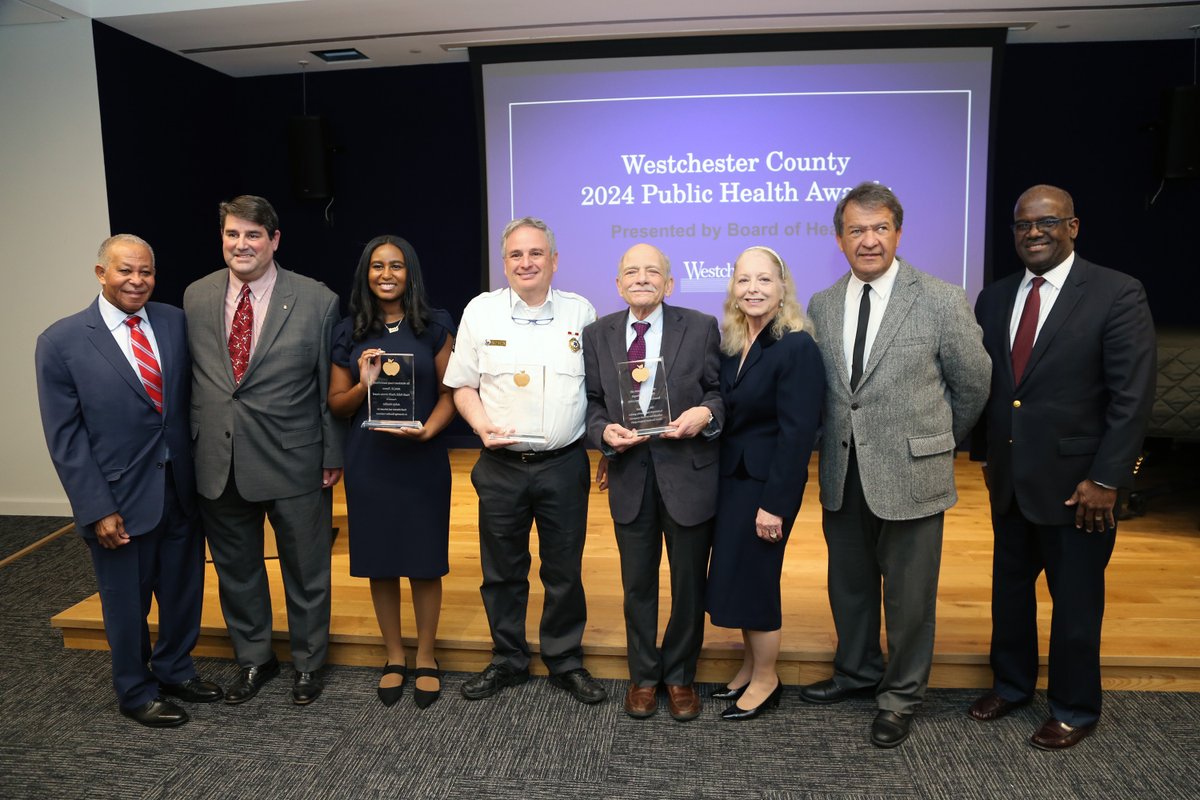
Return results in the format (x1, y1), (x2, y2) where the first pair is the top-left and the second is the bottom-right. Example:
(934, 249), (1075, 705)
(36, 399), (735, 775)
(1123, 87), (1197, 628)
(183, 195), (344, 707)
(583, 243), (723, 722)
(803, 182), (990, 748)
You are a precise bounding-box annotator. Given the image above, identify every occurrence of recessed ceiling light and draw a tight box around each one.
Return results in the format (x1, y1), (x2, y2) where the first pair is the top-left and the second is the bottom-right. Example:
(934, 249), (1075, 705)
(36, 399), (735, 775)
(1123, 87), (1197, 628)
(311, 48), (368, 63)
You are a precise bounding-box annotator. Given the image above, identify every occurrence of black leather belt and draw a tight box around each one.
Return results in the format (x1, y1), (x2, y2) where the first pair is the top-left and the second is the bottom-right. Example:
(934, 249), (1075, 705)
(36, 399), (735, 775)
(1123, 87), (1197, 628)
(487, 439), (582, 464)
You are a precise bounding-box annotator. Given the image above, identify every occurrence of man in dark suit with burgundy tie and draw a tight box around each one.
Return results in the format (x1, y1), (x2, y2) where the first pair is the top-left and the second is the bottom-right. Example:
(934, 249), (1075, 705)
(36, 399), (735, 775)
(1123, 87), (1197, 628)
(968, 184), (1155, 749)
(35, 234), (222, 727)
(583, 243), (723, 721)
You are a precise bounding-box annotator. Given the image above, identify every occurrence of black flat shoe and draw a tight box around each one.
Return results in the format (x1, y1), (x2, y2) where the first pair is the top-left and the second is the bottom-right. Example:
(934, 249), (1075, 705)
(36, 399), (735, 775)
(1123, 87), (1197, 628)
(721, 679), (783, 721)
(412, 661), (442, 710)
(377, 663), (407, 707)
(711, 682), (748, 701)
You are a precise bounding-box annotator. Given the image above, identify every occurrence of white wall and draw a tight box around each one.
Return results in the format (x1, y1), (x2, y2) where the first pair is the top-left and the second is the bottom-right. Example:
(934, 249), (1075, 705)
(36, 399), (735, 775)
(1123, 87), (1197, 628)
(0, 18), (112, 515)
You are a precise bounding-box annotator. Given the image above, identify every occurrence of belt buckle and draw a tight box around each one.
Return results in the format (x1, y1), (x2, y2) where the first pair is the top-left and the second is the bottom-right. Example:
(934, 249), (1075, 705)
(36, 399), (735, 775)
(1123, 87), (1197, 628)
(519, 451), (536, 463)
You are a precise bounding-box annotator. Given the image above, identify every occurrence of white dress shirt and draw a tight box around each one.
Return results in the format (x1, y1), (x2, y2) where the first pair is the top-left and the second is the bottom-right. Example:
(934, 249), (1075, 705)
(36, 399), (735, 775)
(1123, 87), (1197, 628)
(444, 287), (597, 450)
(624, 303), (664, 413)
(97, 293), (161, 376)
(842, 258), (900, 381)
(1008, 252), (1074, 347)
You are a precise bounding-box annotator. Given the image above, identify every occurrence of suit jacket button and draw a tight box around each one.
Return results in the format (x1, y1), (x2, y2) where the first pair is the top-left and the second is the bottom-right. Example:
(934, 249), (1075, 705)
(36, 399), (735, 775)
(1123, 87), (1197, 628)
(841, 441), (849, 448)
(156, 462), (164, 468)
(225, 431), (231, 438)
(1012, 400), (1021, 408)
(850, 403), (860, 410)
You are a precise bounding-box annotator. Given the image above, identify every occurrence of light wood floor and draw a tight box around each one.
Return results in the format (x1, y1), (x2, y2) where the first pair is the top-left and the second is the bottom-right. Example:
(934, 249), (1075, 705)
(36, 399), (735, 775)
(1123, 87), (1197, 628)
(52, 450), (1200, 690)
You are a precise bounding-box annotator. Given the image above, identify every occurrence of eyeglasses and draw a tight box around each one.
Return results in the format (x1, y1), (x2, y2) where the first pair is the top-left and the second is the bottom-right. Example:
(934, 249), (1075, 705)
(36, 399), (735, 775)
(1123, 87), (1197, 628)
(508, 288), (553, 326)
(1010, 217), (1075, 235)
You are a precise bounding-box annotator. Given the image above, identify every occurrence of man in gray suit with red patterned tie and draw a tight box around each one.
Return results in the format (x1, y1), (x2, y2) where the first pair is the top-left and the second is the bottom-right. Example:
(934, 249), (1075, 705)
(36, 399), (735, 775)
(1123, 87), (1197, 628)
(36, 234), (222, 727)
(582, 243), (723, 721)
(184, 195), (344, 707)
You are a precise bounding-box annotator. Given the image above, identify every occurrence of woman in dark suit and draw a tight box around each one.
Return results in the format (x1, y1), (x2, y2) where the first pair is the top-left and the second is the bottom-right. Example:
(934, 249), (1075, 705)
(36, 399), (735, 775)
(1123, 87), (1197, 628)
(706, 246), (826, 720)
(328, 235), (457, 709)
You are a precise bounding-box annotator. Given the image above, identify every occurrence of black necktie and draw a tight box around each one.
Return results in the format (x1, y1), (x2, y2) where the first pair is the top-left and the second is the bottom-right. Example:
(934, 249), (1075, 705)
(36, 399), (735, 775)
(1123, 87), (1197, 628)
(850, 284), (870, 391)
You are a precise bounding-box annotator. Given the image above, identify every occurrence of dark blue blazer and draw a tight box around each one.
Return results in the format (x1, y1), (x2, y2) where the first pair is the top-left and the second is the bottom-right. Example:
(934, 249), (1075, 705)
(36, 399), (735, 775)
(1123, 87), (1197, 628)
(36, 299), (197, 537)
(970, 256), (1156, 525)
(719, 328), (826, 521)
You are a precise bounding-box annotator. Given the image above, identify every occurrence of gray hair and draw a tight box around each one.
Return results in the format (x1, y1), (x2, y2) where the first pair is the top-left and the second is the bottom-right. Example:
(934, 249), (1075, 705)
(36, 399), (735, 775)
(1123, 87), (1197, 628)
(833, 182), (904, 235)
(501, 217), (557, 257)
(97, 233), (155, 266)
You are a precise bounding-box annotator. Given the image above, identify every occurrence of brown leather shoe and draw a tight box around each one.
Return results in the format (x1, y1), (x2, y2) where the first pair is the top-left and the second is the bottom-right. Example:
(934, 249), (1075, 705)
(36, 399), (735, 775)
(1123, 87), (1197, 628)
(968, 690), (1030, 721)
(665, 684), (701, 722)
(1030, 717), (1096, 750)
(624, 683), (658, 719)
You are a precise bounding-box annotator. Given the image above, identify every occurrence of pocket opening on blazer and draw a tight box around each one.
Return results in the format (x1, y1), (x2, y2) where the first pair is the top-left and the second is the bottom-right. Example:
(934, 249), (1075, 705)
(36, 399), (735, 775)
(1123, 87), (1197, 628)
(280, 425), (321, 450)
(908, 431), (956, 458)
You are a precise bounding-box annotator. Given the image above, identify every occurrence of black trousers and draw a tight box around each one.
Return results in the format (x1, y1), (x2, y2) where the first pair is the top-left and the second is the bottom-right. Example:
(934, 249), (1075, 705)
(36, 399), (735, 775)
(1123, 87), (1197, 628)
(615, 458), (712, 687)
(471, 444), (590, 674)
(989, 502), (1115, 727)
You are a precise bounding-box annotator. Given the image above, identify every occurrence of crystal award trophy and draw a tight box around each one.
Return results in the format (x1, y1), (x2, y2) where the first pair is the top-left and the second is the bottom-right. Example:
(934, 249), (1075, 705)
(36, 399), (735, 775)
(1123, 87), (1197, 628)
(362, 353), (422, 430)
(617, 357), (674, 436)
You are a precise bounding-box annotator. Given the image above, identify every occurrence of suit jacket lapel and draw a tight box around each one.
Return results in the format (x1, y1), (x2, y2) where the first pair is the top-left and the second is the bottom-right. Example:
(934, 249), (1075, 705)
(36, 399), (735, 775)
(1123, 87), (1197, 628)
(241, 265), (296, 385)
(998, 273), (1022, 390)
(207, 272), (238, 387)
(145, 304), (173, 414)
(658, 304), (684, 375)
(822, 274), (852, 393)
(85, 300), (155, 409)
(858, 260), (917, 390)
(1021, 258), (1088, 386)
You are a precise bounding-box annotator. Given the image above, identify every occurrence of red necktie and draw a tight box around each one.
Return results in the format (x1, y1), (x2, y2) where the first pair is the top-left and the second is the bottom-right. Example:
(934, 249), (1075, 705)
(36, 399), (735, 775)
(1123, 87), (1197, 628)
(125, 317), (162, 413)
(1010, 276), (1045, 384)
(228, 284), (253, 383)
(628, 321), (649, 386)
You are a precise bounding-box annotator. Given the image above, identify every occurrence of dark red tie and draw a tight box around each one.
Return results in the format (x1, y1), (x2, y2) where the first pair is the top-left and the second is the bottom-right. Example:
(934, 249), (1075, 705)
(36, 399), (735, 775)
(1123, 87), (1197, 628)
(228, 284), (253, 383)
(628, 321), (649, 386)
(1011, 276), (1045, 384)
(125, 317), (162, 413)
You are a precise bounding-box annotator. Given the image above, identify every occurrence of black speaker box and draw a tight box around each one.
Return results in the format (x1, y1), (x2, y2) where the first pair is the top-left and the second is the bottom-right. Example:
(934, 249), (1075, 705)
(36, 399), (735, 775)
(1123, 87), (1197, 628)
(1163, 86), (1199, 179)
(287, 116), (332, 199)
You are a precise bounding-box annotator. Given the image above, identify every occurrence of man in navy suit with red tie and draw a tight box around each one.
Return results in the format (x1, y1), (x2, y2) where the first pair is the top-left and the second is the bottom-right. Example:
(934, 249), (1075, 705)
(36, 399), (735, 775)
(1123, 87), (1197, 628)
(968, 186), (1155, 749)
(36, 235), (221, 727)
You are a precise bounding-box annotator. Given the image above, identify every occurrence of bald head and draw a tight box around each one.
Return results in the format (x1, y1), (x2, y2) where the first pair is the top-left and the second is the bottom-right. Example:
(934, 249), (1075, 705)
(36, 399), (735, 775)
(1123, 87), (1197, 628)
(617, 243), (673, 319)
(1014, 184), (1074, 217)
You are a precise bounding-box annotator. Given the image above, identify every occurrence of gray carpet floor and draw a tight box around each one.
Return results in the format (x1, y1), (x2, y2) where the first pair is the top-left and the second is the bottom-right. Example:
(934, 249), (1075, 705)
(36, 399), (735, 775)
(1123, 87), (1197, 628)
(1, 519), (1198, 800)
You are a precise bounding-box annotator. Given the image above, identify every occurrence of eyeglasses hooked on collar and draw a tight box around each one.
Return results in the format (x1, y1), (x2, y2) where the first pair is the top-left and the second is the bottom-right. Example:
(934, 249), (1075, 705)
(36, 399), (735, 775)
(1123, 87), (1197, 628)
(1010, 217), (1075, 235)
(509, 288), (554, 326)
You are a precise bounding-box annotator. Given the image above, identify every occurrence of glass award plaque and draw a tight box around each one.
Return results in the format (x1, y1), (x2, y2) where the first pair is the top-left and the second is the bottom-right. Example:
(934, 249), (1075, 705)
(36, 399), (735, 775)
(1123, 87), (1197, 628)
(361, 353), (422, 430)
(617, 357), (675, 436)
(487, 363), (547, 443)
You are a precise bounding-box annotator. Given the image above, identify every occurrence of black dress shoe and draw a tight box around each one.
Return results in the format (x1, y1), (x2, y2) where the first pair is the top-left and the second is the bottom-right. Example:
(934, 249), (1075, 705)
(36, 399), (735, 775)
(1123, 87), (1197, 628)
(120, 697), (189, 728)
(711, 682), (748, 701)
(549, 668), (607, 704)
(798, 678), (874, 705)
(225, 656), (281, 705)
(461, 663), (530, 700)
(1030, 717), (1097, 750)
(721, 679), (783, 720)
(412, 661), (442, 710)
(160, 677), (224, 703)
(377, 663), (407, 707)
(293, 671), (323, 705)
(871, 710), (912, 748)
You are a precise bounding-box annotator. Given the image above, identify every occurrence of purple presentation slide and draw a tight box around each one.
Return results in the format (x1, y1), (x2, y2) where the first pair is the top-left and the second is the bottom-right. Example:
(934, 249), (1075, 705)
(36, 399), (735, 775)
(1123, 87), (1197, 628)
(482, 49), (993, 320)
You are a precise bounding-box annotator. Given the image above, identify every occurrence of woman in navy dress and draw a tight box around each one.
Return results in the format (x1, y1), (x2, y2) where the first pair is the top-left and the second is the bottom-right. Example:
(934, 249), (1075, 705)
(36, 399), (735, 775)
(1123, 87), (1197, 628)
(328, 235), (456, 709)
(706, 246), (825, 720)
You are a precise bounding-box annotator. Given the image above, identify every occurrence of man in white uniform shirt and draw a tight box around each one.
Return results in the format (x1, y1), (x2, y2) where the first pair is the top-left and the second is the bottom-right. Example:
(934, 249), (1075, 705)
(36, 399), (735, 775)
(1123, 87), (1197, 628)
(444, 217), (605, 704)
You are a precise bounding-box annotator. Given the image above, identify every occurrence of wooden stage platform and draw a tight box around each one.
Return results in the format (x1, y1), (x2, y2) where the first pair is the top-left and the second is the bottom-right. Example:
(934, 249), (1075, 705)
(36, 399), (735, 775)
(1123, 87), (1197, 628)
(52, 450), (1200, 691)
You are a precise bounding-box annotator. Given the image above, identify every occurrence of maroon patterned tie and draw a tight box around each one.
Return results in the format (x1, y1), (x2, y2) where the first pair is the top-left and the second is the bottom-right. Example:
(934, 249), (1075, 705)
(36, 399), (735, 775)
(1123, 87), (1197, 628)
(1011, 276), (1045, 384)
(125, 317), (162, 413)
(628, 321), (649, 386)
(228, 284), (253, 383)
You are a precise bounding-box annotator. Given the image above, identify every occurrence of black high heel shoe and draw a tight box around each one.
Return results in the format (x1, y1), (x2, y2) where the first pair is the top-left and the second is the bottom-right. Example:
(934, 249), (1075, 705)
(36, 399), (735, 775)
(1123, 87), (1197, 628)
(711, 682), (748, 701)
(412, 660), (442, 709)
(377, 663), (407, 707)
(720, 678), (783, 720)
